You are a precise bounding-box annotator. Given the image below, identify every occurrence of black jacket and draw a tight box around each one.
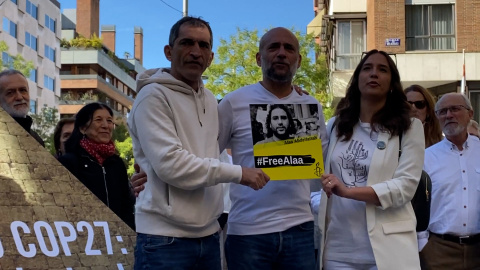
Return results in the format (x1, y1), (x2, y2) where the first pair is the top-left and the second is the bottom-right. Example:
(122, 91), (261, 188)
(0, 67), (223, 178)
(59, 148), (135, 230)
(13, 115), (45, 147)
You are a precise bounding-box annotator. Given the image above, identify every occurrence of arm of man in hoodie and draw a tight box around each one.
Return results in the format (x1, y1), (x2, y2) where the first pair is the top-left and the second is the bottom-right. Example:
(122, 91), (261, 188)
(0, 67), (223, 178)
(131, 93), (243, 190)
(217, 98), (234, 152)
(217, 95), (270, 190)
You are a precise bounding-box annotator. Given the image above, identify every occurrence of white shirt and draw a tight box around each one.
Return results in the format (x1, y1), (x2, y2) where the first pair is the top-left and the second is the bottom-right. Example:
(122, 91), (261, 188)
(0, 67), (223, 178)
(219, 150), (233, 213)
(218, 83), (328, 235)
(325, 121), (376, 264)
(424, 135), (480, 236)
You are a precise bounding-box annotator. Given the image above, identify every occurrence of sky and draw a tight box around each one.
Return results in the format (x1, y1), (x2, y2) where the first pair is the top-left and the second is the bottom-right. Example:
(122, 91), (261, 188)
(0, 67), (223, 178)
(60, 0), (314, 69)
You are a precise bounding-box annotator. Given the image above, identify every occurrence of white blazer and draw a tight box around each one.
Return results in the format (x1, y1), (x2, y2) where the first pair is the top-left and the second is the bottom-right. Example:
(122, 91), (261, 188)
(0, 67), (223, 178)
(318, 118), (424, 270)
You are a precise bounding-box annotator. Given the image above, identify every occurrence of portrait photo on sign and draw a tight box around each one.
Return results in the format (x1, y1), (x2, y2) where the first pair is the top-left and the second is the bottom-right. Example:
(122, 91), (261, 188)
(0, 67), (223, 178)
(250, 103), (320, 145)
(250, 103), (324, 180)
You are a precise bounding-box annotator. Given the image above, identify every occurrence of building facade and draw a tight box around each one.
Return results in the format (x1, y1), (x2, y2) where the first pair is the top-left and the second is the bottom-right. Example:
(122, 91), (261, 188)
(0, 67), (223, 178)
(308, 0), (480, 121)
(59, 0), (145, 121)
(0, 0), (61, 113)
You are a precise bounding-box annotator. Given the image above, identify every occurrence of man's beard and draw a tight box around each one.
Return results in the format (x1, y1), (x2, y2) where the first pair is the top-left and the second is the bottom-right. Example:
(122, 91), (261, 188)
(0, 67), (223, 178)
(0, 100), (29, 118)
(443, 123), (466, 137)
(261, 59), (297, 83)
(273, 128), (291, 140)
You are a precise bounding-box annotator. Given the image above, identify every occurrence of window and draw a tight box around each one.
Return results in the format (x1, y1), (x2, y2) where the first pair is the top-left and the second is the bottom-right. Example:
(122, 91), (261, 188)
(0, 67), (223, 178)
(29, 69), (37, 83)
(25, 32), (37, 51)
(106, 74), (113, 84)
(10, 0), (17, 4)
(2, 52), (14, 68)
(45, 14), (56, 32)
(2, 17), (17, 38)
(30, 100), (37, 114)
(26, 0), (38, 20)
(43, 75), (55, 91)
(406, 4), (455, 51)
(44, 45), (55, 62)
(336, 20), (365, 70)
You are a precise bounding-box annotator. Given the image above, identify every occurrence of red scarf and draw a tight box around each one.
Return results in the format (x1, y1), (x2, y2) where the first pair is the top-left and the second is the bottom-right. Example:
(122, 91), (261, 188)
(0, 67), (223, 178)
(80, 137), (116, 165)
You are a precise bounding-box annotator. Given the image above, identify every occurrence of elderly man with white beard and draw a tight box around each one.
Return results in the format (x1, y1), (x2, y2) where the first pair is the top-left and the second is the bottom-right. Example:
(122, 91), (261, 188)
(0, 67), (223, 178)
(0, 69), (45, 146)
(420, 93), (480, 270)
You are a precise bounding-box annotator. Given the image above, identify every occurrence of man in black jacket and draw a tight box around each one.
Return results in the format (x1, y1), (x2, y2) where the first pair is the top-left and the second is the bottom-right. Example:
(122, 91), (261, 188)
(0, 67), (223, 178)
(0, 69), (45, 147)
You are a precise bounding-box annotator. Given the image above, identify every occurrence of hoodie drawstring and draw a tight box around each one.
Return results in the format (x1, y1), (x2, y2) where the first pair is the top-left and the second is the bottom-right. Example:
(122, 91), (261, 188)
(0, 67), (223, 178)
(193, 85), (206, 127)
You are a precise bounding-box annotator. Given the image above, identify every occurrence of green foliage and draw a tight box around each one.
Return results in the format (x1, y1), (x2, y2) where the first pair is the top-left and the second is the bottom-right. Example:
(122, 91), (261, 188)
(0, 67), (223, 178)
(0, 41), (7, 52)
(30, 107), (59, 155)
(61, 35), (130, 73)
(112, 121), (129, 143)
(204, 28), (332, 116)
(60, 38), (71, 48)
(113, 121), (134, 177)
(107, 50), (130, 73)
(64, 34), (103, 50)
(116, 136), (135, 177)
(0, 41), (34, 77)
(205, 28), (262, 98)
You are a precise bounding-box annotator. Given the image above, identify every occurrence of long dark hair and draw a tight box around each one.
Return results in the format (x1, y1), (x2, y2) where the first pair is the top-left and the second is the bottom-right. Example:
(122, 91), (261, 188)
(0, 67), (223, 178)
(335, 49), (411, 141)
(64, 102), (114, 154)
(265, 104), (296, 138)
(53, 117), (75, 156)
(404, 85), (442, 148)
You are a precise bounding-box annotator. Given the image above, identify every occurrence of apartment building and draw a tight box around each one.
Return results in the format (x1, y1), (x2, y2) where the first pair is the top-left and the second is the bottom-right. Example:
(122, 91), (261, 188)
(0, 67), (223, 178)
(308, 0), (480, 121)
(59, 0), (145, 120)
(0, 0), (61, 113)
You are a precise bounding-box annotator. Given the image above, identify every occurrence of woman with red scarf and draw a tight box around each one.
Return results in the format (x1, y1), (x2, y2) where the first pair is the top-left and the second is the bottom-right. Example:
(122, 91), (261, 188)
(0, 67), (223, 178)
(59, 102), (135, 230)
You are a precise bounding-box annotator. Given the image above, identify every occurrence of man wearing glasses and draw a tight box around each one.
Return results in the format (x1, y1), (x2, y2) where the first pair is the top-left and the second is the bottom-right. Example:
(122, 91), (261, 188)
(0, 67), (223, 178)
(420, 93), (480, 270)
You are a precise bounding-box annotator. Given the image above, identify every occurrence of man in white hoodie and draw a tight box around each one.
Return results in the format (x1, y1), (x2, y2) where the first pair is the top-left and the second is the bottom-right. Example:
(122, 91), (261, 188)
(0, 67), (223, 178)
(128, 16), (269, 270)
(218, 27), (328, 270)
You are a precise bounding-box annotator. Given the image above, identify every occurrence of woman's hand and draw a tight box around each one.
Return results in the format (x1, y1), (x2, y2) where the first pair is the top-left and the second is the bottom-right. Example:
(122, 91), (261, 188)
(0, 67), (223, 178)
(322, 174), (349, 198)
(322, 174), (381, 205)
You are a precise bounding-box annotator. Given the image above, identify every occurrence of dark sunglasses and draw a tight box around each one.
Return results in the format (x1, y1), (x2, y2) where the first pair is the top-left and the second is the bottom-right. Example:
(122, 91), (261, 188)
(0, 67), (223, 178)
(408, 100), (427, 109)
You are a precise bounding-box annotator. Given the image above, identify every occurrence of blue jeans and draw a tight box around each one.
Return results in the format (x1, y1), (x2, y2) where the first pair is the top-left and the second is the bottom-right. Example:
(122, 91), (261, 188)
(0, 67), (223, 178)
(225, 221), (315, 270)
(134, 232), (221, 270)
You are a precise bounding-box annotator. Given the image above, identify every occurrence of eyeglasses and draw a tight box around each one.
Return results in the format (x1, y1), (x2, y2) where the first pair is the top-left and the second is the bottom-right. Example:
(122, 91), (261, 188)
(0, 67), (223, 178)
(408, 100), (427, 109)
(435, 105), (470, 116)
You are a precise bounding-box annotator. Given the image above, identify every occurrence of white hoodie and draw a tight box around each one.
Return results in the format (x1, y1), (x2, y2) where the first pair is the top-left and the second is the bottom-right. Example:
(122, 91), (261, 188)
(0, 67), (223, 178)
(128, 68), (242, 237)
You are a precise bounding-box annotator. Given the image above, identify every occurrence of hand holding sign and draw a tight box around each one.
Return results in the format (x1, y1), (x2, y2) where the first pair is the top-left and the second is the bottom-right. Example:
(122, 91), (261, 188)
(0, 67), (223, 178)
(240, 168), (270, 190)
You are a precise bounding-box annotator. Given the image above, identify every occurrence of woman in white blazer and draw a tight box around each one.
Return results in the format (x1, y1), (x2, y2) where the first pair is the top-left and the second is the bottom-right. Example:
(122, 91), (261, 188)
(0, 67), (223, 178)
(317, 50), (425, 270)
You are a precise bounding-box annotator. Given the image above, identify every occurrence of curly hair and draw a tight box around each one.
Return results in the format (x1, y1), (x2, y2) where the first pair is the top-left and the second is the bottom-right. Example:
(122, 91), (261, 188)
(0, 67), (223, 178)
(265, 104), (296, 139)
(404, 85), (442, 148)
(334, 49), (412, 141)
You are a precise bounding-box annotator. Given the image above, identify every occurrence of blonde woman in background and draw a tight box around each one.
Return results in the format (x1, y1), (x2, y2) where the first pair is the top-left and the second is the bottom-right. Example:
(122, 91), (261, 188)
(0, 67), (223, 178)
(467, 119), (480, 138)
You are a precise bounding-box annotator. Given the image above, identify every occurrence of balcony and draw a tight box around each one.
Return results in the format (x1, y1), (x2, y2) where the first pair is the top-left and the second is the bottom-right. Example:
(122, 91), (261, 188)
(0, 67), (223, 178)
(61, 48), (137, 91)
(60, 74), (134, 107)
